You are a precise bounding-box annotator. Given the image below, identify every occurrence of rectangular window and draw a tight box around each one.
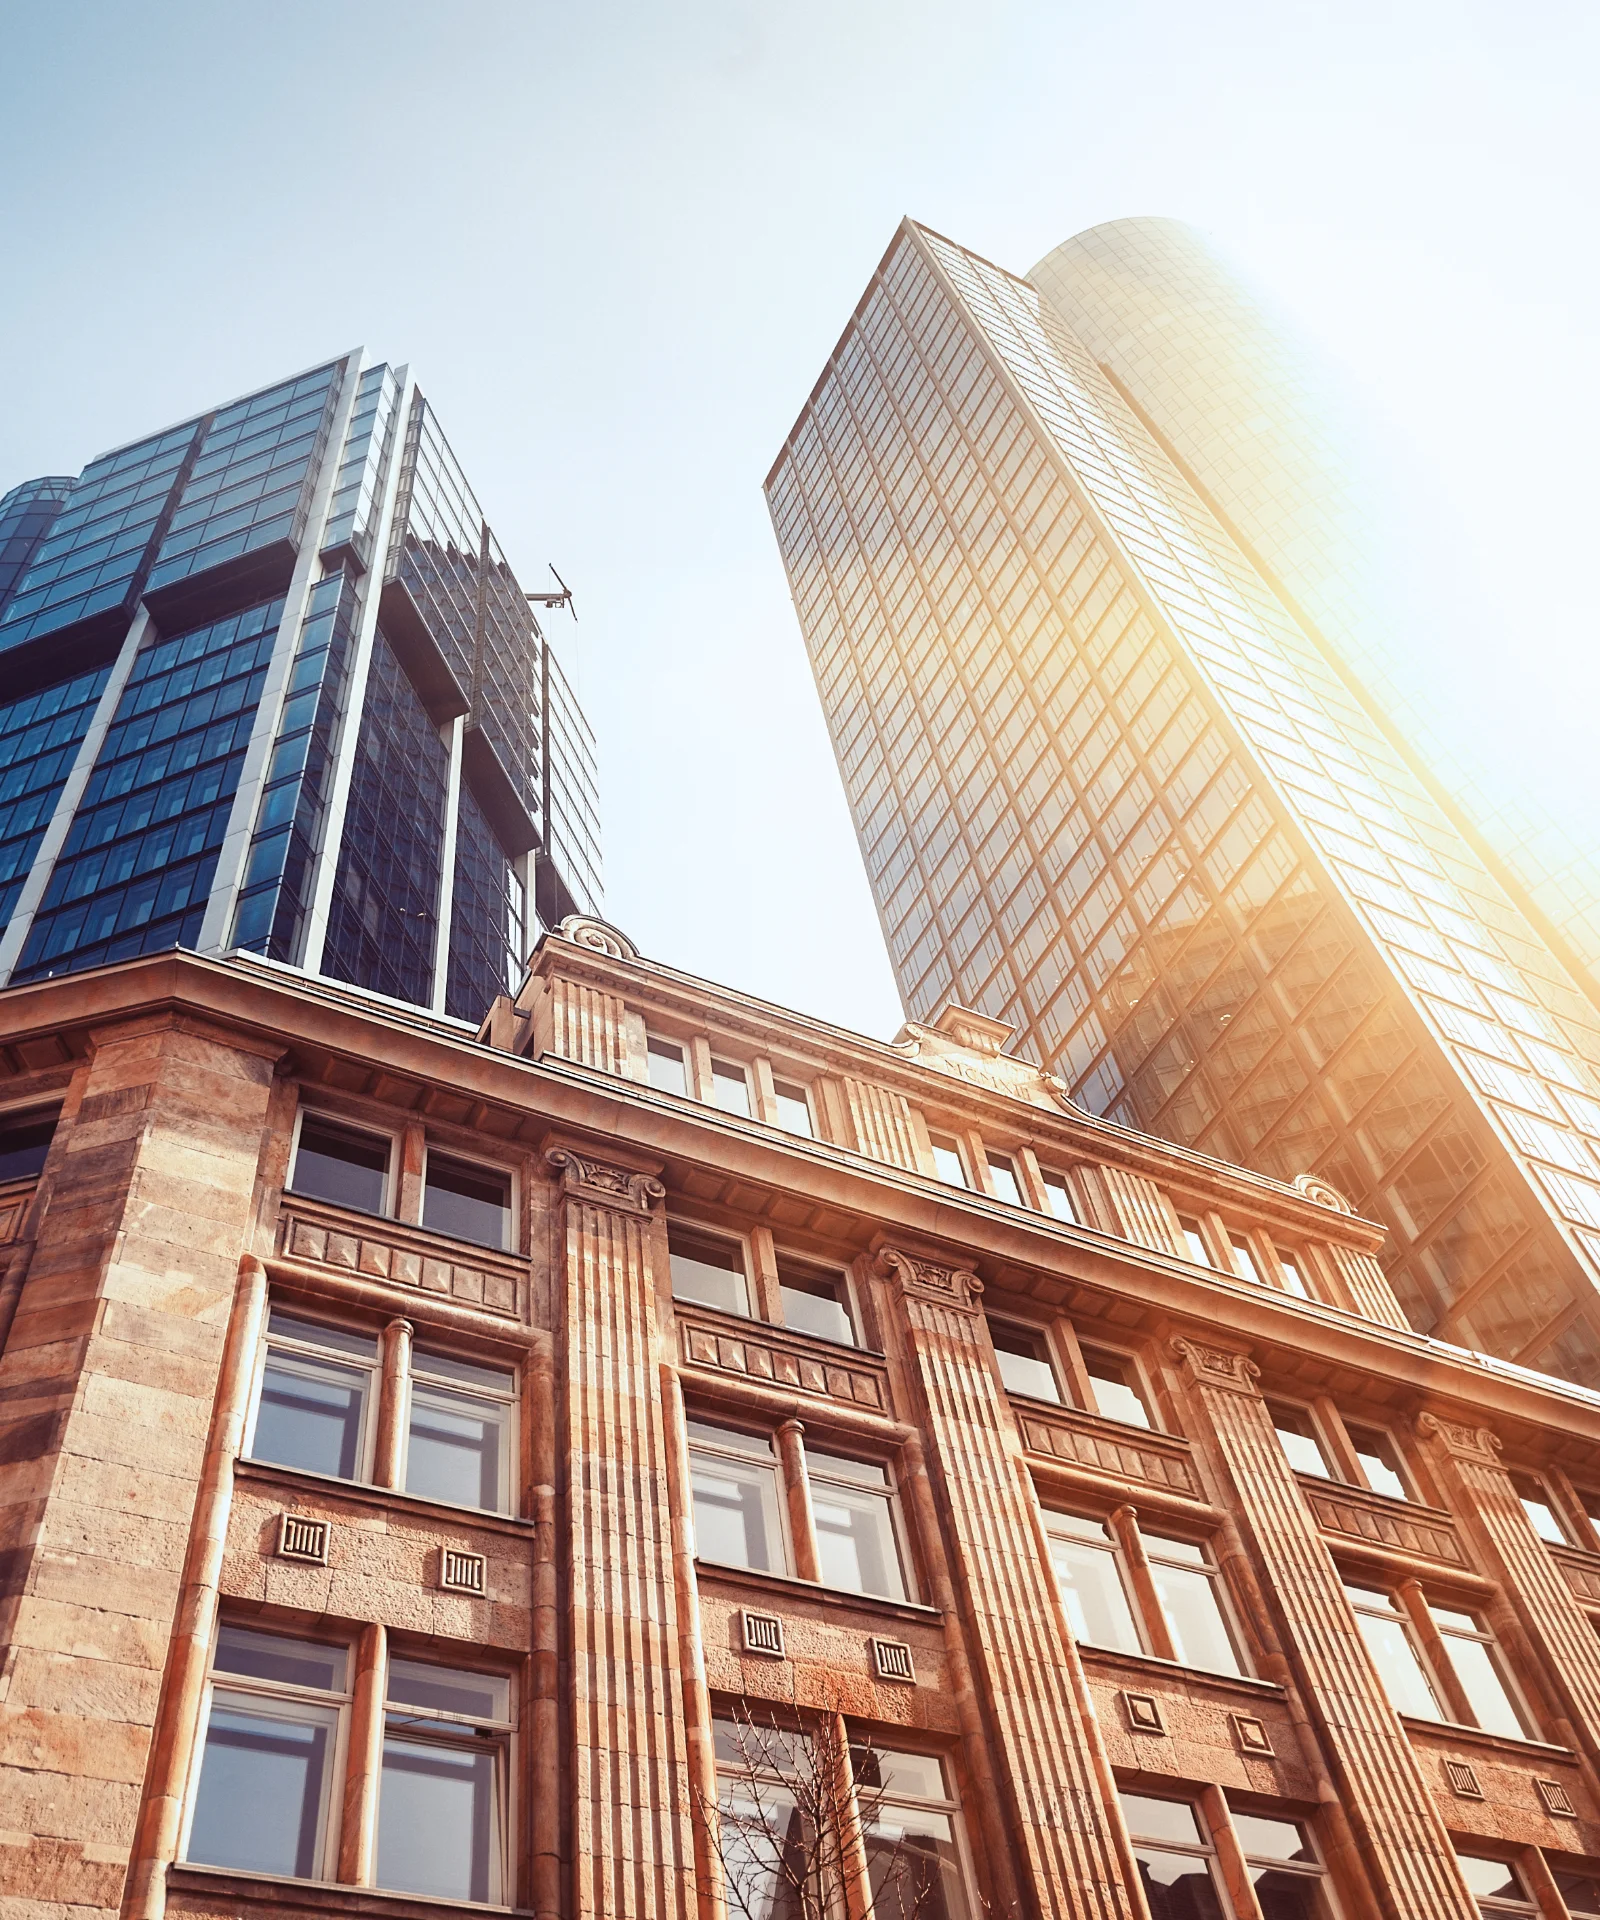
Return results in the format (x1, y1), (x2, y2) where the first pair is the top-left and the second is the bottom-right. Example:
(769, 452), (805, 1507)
(668, 1223), (750, 1316)
(713, 1715), (814, 1918)
(710, 1058), (753, 1118)
(805, 1448), (909, 1601)
(1228, 1233), (1268, 1286)
(404, 1348), (516, 1514)
(0, 1107), (55, 1181)
(1344, 1583), (1443, 1720)
(773, 1078), (814, 1138)
(1347, 1423), (1410, 1501)
(928, 1131), (968, 1188)
(1040, 1167), (1078, 1223)
(1268, 1401), (1333, 1478)
(1275, 1248), (1311, 1298)
(422, 1152), (512, 1251)
(1231, 1810), (1333, 1918)
(986, 1152), (1023, 1206)
(1456, 1851), (1537, 1916)
(853, 1746), (974, 1920)
(1044, 1513), (1141, 1654)
(1080, 1345), (1152, 1429)
(187, 1625), (348, 1881)
(1143, 1532), (1242, 1677)
(249, 1311), (379, 1482)
(777, 1256), (856, 1346)
(1552, 1866), (1600, 1918)
(1430, 1604), (1529, 1738)
(989, 1320), (1061, 1403)
(646, 1034), (689, 1096)
(377, 1658), (511, 1904)
(1118, 1792), (1226, 1919)
(1511, 1471), (1571, 1545)
(1177, 1214), (1213, 1265)
(291, 1113), (392, 1215)
(687, 1420), (788, 1574)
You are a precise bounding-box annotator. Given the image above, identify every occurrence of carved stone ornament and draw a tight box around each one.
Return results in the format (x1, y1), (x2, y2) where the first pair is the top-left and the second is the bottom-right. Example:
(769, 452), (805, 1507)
(1415, 1410), (1503, 1462)
(1170, 1336), (1261, 1395)
(556, 914), (639, 962)
(874, 1246), (984, 1312)
(544, 1146), (665, 1214)
(1293, 1171), (1355, 1214)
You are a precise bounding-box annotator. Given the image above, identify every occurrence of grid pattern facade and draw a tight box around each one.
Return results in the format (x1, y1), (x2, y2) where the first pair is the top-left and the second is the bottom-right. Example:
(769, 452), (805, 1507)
(445, 782), (527, 1021)
(322, 626), (450, 1006)
(0, 476), (73, 617)
(0, 421), (203, 651)
(0, 668), (110, 934)
(545, 646), (601, 914)
(1030, 218), (1600, 1004)
(13, 599), (282, 979)
(767, 222), (1600, 1384)
(319, 364), (400, 568)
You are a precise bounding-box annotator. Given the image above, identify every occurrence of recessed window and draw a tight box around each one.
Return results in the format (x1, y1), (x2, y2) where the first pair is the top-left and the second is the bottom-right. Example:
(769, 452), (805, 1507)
(988, 1319), (1061, 1404)
(1144, 1531), (1242, 1677)
(646, 1034), (689, 1096)
(1231, 1810), (1333, 1917)
(854, 1746), (975, 1919)
(377, 1658), (512, 1903)
(710, 1058), (752, 1118)
(1275, 1249), (1311, 1299)
(1080, 1345), (1152, 1429)
(1431, 1602), (1530, 1738)
(1511, 1471), (1571, 1545)
(773, 1079), (814, 1138)
(404, 1347), (517, 1514)
(668, 1223), (750, 1317)
(928, 1132), (968, 1187)
(1040, 1167), (1078, 1223)
(805, 1448), (909, 1602)
(777, 1256), (855, 1346)
(422, 1153), (512, 1251)
(1267, 1401), (1333, 1479)
(1346, 1422), (1410, 1501)
(1456, 1851), (1537, 1916)
(1228, 1233), (1268, 1287)
(187, 1625), (348, 1880)
(686, 1420), (788, 1574)
(1552, 1865), (1600, 1918)
(1344, 1582), (1443, 1721)
(1177, 1214), (1212, 1265)
(1046, 1513), (1141, 1654)
(1046, 1511), (1241, 1676)
(291, 1113), (392, 1214)
(0, 1107), (55, 1182)
(1119, 1792), (1227, 1919)
(249, 1311), (379, 1481)
(986, 1151), (1023, 1206)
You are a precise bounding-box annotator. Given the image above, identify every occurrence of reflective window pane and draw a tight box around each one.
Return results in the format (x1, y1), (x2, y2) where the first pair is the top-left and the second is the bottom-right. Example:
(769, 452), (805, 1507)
(1552, 1865), (1600, 1917)
(1129, 1846), (1225, 1919)
(647, 1035), (689, 1096)
(252, 1350), (369, 1480)
(0, 1109), (55, 1181)
(689, 1447), (785, 1573)
(929, 1133), (968, 1187)
(1511, 1472), (1569, 1544)
(1144, 1540), (1241, 1676)
(668, 1226), (750, 1316)
(865, 1806), (972, 1920)
(1347, 1423), (1409, 1501)
(385, 1658), (509, 1723)
(188, 1699), (335, 1878)
(1346, 1587), (1442, 1720)
(986, 1152), (1023, 1205)
(213, 1626), (346, 1694)
(376, 1734), (498, 1902)
(291, 1115), (389, 1213)
(773, 1079), (814, 1137)
(1048, 1522), (1141, 1652)
(1178, 1216), (1213, 1265)
(716, 1779), (812, 1920)
(1041, 1169), (1078, 1223)
(422, 1153), (511, 1251)
(405, 1382), (507, 1512)
(1268, 1402), (1331, 1478)
(989, 1320), (1060, 1403)
(711, 1059), (752, 1117)
(1433, 1618), (1526, 1739)
(807, 1452), (906, 1600)
(1229, 1233), (1268, 1286)
(778, 1260), (855, 1345)
(1456, 1852), (1532, 1902)
(1081, 1345), (1152, 1428)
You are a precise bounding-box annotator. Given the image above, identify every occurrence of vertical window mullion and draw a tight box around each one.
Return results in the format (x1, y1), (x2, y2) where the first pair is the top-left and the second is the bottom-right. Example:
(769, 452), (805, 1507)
(338, 1621), (388, 1884)
(374, 1317), (413, 1491)
(779, 1418), (823, 1582)
(1108, 1506), (1177, 1661)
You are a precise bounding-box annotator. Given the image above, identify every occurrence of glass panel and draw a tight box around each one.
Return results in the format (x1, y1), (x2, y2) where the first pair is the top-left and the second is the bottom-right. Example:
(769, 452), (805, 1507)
(385, 1658), (510, 1722)
(1119, 1793), (1205, 1845)
(188, 1697), (334, 1878)
(711, 1060), (752, 1117)
(405, 1383), (507, 1512)
(865, 1806), (972, 1920)
(253, 1351), (368, 1479)
(1145, 1551), (1242, 1675)
(778, 1261), (855, 1345)
(422, 1154), (511, 1251)
(1041, 1170), (1078, 1222)
(1347, 1424), (1409, 1501)
(291, 1115), (389, 1213)
(853, 1748), (947, 1799)
(986, 1153), (1023, 1205)
(989, 1322), (1060, 1403)
(809, 1481), (907, 1600)
(1081, 1346), (1151, 1428)
(266, 1310), (379, 1358)
(0, 1110), (54, 1181)
(377, 1733), (498, 1901)
(213, 1626), (346, 1693)
(647, 1035), (689, 1096)
(668, 1228), (749, 1316)
(1178, 1217), (1213, 1264)
(1129, 1846), (1226, 1919)
(1233, 1812), (1316, 1862)
(1250, 1865), (1328, 1918)
(929, 1133), (967, 1187)
(1351, 1606), (1443, 1719)
(690, 1452), (784, 1571)
(1438, 1627), (1526, 1738)
(1230, 1234), (1268, 1285)
(1511, 1473), (1569, 1544)
(1277, 1251), (1311, 1298)
(715, 1778), (812, 1920)
(1048, 1526), (1141, 1651)
(773, 1079), (814, 1137)
(1268, 1403), (1331, 1478)
(1456, 1853), (1531, 1901)
(1552, 1866), (1600, 1917)
(411, 1348), (516, 1394)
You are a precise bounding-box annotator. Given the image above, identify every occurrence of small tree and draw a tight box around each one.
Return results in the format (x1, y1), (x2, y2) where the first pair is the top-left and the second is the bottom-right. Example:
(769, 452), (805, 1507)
(699, 1688), (957, 1920)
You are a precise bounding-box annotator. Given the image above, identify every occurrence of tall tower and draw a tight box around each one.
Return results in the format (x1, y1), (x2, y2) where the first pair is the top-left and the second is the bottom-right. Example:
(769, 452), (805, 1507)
(0, 356), (600, 1020)
(766, 218), (1600, 1383)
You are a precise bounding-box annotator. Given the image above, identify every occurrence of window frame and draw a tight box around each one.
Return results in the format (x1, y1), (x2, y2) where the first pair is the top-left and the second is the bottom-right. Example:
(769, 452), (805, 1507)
(774, 1249), (859, 1348)
(666, 1218), (755, 1319)
(708, 1055), (756, 1120)
(1270, 1393), (1416, 1503)
(1076, 1339), (1158, 1431)
(802, 1443), (915, 1604)
(1229, 1804), (1336, 1915)
(1454, 1848), (1540, 1916)
(288, 1106), (399, 1219)
(686, 1418), (793, 1578)
(988, 1315), (1064, 1405)
(770, 1075), (816, 1140)
(983, 1148), (1026, 1207)
(1118, 1789), (1229, 1914)
(401, 1344), (520, 1517)
(854, 1742), (980, 1920)
(245, 1307), (383, 1485)
(1037, 1164), (1080, 1224)
(419, 1145), (518, 1254)
(0, 1101), (59, 1184)
(645, 1030), (692, 1098)
(926, 1128), (971, 1190)
(1510, 1470), (1575, 1547)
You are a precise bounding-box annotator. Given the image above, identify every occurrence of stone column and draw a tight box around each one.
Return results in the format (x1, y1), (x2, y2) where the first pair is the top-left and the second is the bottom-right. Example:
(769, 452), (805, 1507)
(545, 1146), (698, 1920)
(1417, 1410), (1600, 1771)
(1168, 1337), (1478, 1920)
(874, 1243), (1139, 1920)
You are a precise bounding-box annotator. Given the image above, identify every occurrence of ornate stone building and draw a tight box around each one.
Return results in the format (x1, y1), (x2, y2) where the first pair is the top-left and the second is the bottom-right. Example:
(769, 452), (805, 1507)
(6, 921), (1600, 1917)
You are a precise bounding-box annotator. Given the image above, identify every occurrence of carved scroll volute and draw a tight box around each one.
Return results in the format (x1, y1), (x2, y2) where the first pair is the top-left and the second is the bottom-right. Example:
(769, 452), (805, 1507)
(1169, 1336), (1262, 1397)
(873, 1246), (985, 1314)
(1415, 1410), (1504, 1464)
(543, 1146), (665, 1215)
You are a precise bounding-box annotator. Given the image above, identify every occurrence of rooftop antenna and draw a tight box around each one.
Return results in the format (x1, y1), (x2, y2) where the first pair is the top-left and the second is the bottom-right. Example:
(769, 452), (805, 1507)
(525, 564), (576, 621)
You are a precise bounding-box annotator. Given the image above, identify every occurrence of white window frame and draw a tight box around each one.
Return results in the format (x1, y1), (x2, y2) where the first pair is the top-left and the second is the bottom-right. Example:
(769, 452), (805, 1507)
(666, 1219), (754, 1319)
(770, 1075), (816, 1140)
(181, 1622), (353, 1882)
(708, 1055), (755, 1119)
(402, 1344), (519, 1517)
(987, 1316), (1064, 1405)
(774, 1250), (859, 1348)
(1119, 1790), (1228, 1911)
(926, 1129), (970, 1189)
(803, 1445), (915, 1603)
(1141, 1527), (1247, 1678)
(983, 1149), (1025, 1207)
(686, 1420), (792, 1577)
(1267, 1396), (1338, 1481)
(1037, 1165), (1079, 1224)
(1076, 1340), (1158, 1431)
(1231, 1806), (1336, 1913)
(1344, 1418), (1414, 1502)
(645, 1031), (692, 1098)
(1428, 1601), (1534, 1739)
(1455, 1850), (1540, 1916)
(1344, 1581), (1446, 1721)
(245, 1307), (383, 1485)
(1271, 1242), (1313, 1299)
(856, 1744), (980, 1920)
(1043, 1511), (1143, 1655)
(289, 1105), (399, 1218)
(419, 1145), (518, 1254)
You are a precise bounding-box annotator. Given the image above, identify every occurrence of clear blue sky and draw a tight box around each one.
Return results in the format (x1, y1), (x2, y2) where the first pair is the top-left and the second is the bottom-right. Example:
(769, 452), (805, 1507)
(3, 2), (1596, 1040)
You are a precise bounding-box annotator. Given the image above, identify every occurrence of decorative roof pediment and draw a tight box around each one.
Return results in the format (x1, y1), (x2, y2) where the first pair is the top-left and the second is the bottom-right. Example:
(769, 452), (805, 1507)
(890, 1003), (1071, 1112)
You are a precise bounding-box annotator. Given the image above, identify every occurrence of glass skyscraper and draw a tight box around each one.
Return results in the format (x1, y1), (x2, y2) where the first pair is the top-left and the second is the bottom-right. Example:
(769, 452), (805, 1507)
(0, 355), (600, 1021)
(766, 217), (1600, 1384)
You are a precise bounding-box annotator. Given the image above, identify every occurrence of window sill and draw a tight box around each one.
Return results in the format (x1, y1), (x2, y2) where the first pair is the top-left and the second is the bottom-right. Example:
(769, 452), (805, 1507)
(672, 1294), (885, 1362)
(234, 1456), (533, 1536)
(1399, 1715), (1574, 1764)
(282, 1187), (524, 1261)
(167, 1864), (528, 1917)
(1076, 1643), (1283, 1701)
(693, 1558), (941, 1627)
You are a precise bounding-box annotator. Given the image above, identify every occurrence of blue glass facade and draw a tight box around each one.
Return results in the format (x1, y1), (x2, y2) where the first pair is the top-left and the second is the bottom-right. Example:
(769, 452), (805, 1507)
(0, 477), (74, 618)
(0, 352), (601, 1020)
